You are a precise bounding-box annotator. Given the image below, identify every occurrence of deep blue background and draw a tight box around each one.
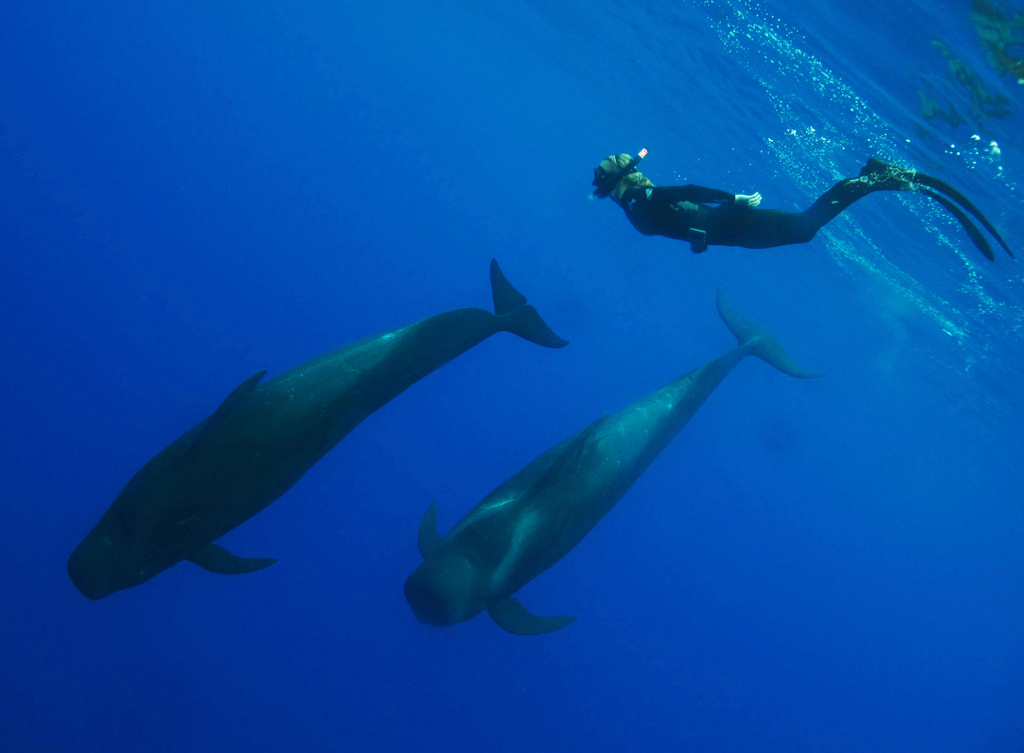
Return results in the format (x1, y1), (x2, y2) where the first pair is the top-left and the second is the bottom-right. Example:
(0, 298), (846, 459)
(2, 1), (1022, 750)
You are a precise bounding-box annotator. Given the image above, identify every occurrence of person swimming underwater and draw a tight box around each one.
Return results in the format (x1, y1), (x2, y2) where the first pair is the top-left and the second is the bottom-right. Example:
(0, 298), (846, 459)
(592, 151), (1012, 261)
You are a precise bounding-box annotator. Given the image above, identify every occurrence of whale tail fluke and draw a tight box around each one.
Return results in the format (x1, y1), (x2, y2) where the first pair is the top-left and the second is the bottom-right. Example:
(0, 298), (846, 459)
(490, 259), (569, 348)
(717, 291), (819, 379)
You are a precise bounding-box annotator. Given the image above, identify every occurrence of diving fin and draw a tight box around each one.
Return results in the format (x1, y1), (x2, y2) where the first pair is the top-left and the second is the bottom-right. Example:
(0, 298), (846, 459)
(918, 188), (995, 261)
(488, 596), (576, 635)
(861, 158), (1011, 259)
(489, 259), (569, 349)
(911, 173), (1012, 258)
(418, 501), (442, 559)
(188, 543), (277, 574)
(187, 370), (267, 453)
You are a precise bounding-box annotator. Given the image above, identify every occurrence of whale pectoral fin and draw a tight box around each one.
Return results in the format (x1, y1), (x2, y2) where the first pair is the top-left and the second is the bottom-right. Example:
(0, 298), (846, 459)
(488, 596), (576, 636)
(417, 501), (441, 559)
(188, 544), (278, 575)
(186, 370), (267, 454)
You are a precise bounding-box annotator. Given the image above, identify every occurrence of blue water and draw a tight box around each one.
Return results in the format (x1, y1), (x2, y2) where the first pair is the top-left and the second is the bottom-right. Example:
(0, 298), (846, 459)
(2, 0), (1022, 750)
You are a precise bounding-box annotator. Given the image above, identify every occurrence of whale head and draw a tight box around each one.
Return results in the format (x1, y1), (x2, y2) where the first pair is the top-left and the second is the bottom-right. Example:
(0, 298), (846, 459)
(404, 553), (482, 627)
(67, 471), (188, 600)
(67, 524), (154, 600)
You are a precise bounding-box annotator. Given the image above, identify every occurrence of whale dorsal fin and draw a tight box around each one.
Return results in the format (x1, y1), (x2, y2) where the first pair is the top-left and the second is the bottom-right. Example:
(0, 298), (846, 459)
(186, 370), (267, 454)
(528, 415), (606, 495)
(417, 501), (441, 559)
(188, 544), (277, 574)
(488, 596), (576, 635)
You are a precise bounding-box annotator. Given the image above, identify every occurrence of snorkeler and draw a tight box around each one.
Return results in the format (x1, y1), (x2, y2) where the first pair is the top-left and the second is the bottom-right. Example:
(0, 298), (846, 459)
(592, 151), (1012, 261)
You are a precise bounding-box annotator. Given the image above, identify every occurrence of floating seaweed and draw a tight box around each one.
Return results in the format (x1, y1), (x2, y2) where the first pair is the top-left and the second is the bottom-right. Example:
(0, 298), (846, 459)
(972, 0), (1024, 84)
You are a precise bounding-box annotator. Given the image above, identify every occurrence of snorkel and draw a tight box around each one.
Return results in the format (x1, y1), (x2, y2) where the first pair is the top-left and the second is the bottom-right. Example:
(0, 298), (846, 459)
(592, 148), (648, 199)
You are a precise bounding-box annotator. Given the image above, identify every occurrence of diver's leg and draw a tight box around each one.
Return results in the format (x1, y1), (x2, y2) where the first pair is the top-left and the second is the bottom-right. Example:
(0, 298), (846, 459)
(705, 204), (821, 249)
(705, 161), (1010, 259)
(799, 177), (880, 227)
(705, 177), (881, 249)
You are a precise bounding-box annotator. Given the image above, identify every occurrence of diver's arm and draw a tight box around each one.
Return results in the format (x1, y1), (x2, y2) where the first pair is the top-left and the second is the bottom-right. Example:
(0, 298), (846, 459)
(648, 185), (737, 204)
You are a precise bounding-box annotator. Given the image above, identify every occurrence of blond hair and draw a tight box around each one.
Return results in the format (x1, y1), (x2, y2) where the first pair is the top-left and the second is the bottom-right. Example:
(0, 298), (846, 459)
(599, 153), (654, 203)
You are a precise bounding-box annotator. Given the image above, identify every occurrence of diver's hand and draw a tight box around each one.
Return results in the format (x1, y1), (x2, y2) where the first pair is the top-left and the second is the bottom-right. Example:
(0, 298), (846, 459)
(735, 192), (762, 208)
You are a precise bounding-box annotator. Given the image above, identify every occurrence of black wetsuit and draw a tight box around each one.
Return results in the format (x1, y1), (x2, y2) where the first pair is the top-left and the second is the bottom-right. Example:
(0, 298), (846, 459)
(618, 178), (880, 251)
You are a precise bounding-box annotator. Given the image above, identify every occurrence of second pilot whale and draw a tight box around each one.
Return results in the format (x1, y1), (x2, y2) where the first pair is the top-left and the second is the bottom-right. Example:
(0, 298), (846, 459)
(405, 292), (815, 635)
(68, 260), (567, 600)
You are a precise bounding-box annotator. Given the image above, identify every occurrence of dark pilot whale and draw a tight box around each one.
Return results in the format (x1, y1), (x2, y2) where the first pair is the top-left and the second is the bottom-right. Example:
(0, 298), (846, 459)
(68, 260), (567, 600)
(405, 292), (816, 635)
